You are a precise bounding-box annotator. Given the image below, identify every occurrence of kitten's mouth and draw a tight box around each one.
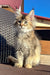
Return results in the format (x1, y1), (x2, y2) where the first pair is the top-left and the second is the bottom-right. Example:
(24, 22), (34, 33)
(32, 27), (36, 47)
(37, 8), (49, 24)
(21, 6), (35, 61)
(19, 25), (27, 30)
(18, 25), (33, 32)
(19, 25), (25, 29)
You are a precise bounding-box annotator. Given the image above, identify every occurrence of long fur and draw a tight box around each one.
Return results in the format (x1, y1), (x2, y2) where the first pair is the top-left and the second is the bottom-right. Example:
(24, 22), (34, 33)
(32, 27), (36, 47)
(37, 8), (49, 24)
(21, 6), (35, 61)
(8, 9), (41, 68)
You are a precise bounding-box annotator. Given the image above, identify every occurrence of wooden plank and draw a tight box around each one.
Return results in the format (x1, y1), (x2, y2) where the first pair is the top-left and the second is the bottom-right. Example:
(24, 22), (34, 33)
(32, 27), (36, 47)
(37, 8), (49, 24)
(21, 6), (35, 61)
(35, 27), (50, 30)
(3, 8), (14, 13)
(21, 0), (24, 12)
(40, 40), (50, 55)
(40, 55), (50, 65)
(36, 22), (50, 27)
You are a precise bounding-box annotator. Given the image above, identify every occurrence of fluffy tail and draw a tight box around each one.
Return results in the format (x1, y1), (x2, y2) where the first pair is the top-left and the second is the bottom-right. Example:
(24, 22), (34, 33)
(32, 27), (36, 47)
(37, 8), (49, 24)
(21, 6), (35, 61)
(8, 56), (18, 63)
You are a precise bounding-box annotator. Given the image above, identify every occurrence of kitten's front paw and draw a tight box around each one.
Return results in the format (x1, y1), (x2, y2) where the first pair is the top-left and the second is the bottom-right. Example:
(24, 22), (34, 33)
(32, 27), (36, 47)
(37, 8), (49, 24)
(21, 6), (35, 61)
(15, 63), (22, 68)
(25, 64), (32, 69)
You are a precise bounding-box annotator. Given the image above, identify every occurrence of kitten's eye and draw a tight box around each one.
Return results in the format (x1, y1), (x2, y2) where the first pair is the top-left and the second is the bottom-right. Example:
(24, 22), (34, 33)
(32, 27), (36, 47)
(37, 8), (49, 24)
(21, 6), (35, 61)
(25, 21), (27, 23)
(18, 21), (21, 23)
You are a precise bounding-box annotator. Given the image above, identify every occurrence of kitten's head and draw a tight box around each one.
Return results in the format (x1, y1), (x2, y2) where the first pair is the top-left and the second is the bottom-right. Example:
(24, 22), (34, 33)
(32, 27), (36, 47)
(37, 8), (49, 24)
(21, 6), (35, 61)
(14, 9), (36, 32)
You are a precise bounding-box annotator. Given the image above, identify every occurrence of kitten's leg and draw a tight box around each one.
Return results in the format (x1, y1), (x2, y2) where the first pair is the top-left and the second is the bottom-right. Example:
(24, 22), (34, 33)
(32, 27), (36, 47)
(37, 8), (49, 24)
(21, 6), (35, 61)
(25, 55), (33, 68)
(32, 46), (41, 66)
(15, 51), (24, 68)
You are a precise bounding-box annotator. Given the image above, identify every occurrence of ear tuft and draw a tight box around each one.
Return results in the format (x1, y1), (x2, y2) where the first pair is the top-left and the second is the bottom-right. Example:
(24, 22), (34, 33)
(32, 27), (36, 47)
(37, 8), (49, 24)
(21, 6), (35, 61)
(32, 8), (34, 10)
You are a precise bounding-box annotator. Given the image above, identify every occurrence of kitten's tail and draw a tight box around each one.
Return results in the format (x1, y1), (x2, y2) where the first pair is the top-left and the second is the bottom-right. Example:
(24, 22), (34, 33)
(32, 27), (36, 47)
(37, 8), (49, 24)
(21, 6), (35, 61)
(8, 56), (18, 63)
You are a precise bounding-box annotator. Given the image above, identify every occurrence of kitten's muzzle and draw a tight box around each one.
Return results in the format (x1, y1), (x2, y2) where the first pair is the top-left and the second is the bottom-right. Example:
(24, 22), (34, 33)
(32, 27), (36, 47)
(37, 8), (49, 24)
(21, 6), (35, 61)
(20, 22), (24, 26)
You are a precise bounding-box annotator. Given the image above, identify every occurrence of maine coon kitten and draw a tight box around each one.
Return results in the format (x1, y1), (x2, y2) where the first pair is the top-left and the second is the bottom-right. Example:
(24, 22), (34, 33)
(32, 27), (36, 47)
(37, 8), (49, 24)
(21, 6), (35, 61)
(8, 9), (41, 68)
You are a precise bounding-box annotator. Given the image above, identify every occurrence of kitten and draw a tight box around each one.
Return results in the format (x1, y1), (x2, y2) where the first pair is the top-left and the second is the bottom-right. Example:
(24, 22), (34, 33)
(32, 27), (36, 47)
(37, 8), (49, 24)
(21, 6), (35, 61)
(8, 9), (41, 68)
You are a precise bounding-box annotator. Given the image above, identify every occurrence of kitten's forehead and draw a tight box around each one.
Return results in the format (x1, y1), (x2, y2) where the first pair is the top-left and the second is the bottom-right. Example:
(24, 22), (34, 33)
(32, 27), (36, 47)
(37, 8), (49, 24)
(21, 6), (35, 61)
(21, 15), (27, 20)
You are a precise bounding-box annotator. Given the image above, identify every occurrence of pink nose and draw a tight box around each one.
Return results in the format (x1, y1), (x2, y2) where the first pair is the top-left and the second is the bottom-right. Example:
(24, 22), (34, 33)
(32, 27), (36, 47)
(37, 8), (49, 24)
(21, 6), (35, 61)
(21, 23), (23, 26)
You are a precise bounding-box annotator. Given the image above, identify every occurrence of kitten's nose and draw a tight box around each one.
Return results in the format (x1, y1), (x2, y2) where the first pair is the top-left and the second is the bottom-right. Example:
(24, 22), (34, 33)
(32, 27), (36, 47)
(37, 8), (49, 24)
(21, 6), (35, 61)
(21, 23), (23, 26)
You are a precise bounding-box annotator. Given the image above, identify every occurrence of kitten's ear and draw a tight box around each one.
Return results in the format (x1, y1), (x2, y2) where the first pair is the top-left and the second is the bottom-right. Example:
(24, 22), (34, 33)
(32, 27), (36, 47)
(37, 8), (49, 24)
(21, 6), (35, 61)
(26, 10), (34, 21)
(15, 9), (22, 19)
(26, 10), (36, 28)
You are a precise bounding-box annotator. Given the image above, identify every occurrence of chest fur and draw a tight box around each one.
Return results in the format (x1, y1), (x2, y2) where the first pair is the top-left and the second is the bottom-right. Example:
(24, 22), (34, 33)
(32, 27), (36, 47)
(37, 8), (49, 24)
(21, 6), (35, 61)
(16, 32), (36, 49)
(15, 32), (37, 57)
